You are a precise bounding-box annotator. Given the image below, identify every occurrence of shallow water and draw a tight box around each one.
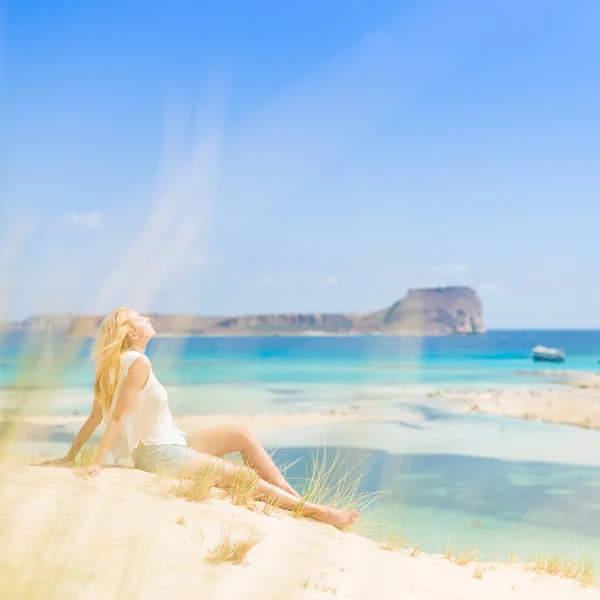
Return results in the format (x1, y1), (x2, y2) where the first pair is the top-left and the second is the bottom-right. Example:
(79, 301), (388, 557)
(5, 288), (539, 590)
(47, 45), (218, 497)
(273, 446), (600, 562)
(2, 330), (599, 392)
(13, 399), (600, 564)
(3, 331), (600, 564)
(261, 413), (600, 563)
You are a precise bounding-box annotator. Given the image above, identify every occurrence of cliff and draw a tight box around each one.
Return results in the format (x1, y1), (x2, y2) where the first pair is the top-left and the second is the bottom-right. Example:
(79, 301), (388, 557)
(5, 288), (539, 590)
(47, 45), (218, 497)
(1, 287), (485, 337)
(356, 286), (485, 336)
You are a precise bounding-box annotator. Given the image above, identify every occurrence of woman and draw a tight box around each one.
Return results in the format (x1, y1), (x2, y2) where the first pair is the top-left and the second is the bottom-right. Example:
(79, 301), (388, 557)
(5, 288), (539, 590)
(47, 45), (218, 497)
(43, 307), (360, 528)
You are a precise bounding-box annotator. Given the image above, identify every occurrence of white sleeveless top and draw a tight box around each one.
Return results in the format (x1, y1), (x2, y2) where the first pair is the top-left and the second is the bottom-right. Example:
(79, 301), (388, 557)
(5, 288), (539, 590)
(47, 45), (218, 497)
(103, 350), (187, 460)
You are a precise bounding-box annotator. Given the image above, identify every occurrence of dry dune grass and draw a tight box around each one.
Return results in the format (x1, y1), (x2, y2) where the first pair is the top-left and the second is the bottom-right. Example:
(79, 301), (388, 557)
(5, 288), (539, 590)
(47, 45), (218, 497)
(527, 553), (595, 586)
(301, 575), (339, 595)
(162, 444), (383, 531)
(168, 462), (222, 503)
(206, 527), (260, 566)
(444, 538), (478, 567)
(229, 464), (261, 507)
(409, 540), (422, 558)
(473, 564), (486, 579)
(291, 447), (387, 532)
(378, 526), (408, 552)
(439, 541), (596, 588)
(164, 459), (275, 512)
(73, 442), (98, 468)
(253, 486), (284, 516)
(375, 523), (423, 559)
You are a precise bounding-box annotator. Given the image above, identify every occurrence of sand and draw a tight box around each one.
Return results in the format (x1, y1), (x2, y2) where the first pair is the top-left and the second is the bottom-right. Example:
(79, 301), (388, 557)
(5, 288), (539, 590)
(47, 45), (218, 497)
(0, 408), (427, 460)
(431, 371), (600, 430)
(0, 406), (419, 431)
(0, 465), (598, 600)
(6, 369), (600, 453)
(2, 371), (600, 597)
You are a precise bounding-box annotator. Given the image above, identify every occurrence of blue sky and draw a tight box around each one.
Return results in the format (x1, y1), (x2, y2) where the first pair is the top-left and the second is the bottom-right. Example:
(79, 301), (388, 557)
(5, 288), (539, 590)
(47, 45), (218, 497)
(1, 0), (599, 327)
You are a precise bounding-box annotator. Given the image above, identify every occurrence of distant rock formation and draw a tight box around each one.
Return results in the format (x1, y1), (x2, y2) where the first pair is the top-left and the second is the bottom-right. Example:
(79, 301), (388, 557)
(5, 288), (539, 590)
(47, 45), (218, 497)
(1, 287), (485, 337)
(356, 287), (485, 336)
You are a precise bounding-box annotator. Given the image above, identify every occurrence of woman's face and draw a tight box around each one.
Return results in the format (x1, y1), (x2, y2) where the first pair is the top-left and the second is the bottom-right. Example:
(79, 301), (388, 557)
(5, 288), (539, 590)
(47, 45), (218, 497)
(127, 310), (155, 342)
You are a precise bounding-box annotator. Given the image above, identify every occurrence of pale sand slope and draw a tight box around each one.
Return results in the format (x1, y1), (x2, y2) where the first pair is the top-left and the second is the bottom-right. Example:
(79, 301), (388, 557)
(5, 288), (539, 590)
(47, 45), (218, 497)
(432, 372), (600, 430)
(0, 466), (598, 600)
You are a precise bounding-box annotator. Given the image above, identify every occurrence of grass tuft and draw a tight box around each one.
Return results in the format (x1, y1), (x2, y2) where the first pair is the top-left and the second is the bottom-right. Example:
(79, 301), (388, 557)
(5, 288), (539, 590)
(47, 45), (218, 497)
(254, 486), (284, 516)
(379, 526), (407, 552)
(300, 447), (383, 511)
(171, 463), (221, 503)
(228, 465), (260, 507)
(444, 538), (478, 566)
(295, 446), (388, 532)
(73, 443), (98, 468)
(473, 565), (486, 579)
(455, 544), (478, 566)
(291, 499), (309, 520)
(206, 528), (259, 566)
(527, 553), (595, 586)
(302, 576), (338, 595)
(409, 540), (422, 558)
(443, 537), (454, 561)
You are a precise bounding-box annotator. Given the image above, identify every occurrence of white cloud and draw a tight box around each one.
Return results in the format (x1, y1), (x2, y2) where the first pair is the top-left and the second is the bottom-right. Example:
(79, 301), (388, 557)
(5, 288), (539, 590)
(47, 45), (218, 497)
(324, 276), (338, 286)
(66, 211), (104, 229)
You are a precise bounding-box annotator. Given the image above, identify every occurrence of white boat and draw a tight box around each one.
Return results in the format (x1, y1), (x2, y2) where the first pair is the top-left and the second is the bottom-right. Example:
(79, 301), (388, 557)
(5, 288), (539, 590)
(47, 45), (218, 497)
(532, 345), (566, 363)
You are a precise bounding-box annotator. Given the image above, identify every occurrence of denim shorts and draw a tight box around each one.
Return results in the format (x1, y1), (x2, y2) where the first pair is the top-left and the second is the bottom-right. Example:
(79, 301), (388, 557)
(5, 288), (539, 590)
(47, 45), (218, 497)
(132, 443), (199, 475)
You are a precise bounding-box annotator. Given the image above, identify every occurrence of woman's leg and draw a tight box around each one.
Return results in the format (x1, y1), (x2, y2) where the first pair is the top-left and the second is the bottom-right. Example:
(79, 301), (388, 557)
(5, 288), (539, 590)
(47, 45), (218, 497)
(184, 451), (360, 529)
(186, 425), (302, 498)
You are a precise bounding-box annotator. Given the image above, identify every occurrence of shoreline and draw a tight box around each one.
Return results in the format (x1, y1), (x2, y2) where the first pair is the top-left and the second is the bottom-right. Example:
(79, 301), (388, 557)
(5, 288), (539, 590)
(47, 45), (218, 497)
(4, 369), (600, 434)
(430, 371), (600, 430)
(0, 407), (414, 430)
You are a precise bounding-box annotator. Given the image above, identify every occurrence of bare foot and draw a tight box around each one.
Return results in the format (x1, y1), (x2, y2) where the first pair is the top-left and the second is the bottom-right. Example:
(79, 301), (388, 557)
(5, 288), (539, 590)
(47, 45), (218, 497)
(321, 507), (361, 529)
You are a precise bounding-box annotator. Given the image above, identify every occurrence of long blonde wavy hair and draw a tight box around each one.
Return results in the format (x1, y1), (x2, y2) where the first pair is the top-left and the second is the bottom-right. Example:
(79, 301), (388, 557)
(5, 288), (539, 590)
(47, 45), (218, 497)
(93, 307), (136, 411)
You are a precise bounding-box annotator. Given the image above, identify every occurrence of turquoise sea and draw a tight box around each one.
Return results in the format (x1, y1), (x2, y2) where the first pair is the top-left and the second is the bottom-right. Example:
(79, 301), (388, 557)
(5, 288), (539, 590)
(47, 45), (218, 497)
(2, 329), (600, 563)
(2, 329), (600, 390)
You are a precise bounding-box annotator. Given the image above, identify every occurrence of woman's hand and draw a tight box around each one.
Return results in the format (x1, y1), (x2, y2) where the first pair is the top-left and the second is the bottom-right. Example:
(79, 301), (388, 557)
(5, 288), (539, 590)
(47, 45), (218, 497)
(41, 455), (73, 467)
(74, 463), (102, 478)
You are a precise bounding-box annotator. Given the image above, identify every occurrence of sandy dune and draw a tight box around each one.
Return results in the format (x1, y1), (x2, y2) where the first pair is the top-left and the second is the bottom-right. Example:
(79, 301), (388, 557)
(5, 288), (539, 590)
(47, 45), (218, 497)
(0, 465), (598, 600)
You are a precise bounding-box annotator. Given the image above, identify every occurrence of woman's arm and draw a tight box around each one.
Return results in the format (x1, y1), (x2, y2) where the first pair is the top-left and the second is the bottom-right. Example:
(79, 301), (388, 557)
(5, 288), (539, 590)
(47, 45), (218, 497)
(76, 355), (151, 477)
(42, 400), (103, 466)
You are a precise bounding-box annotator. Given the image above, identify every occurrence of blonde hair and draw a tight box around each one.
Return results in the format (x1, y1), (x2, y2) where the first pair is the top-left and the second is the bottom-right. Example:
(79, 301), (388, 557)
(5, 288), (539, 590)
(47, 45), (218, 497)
(93, 307), (136, 411)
